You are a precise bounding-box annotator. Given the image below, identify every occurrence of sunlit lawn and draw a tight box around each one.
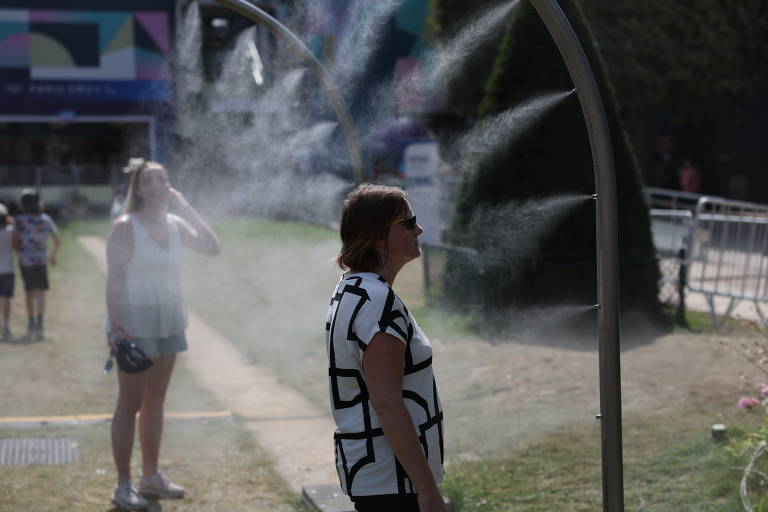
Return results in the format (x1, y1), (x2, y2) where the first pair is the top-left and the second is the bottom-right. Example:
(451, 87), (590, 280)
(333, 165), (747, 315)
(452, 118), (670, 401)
(28, 217), (768, 512)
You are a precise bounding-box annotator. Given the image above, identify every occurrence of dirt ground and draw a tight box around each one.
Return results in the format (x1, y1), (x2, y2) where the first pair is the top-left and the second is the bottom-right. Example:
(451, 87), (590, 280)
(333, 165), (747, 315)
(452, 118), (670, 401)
(70, 222), (765, 485)
(176, 228), (761, 463)
(433, 326), (757, 458)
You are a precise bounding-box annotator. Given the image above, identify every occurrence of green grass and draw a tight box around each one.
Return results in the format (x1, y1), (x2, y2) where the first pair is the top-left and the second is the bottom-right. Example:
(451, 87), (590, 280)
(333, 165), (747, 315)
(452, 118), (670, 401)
(56, 217), (768, 511)
(0, 419), (302, 512)
(442, 402), (765, 511)
(665, 305), (761, 335)
(410, 303), (477, 341)
(207, 216), (337, 243)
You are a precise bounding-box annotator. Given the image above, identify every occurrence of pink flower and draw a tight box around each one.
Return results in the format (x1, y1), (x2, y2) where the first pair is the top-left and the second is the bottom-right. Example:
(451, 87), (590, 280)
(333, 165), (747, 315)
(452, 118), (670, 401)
(738, 396), (761, 409)
(762, 384), (768, 396)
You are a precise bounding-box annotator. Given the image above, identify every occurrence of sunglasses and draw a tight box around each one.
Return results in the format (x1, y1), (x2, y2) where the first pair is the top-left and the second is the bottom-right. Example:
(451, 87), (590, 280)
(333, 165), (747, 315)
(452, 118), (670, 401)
(390, 214), (417, 230)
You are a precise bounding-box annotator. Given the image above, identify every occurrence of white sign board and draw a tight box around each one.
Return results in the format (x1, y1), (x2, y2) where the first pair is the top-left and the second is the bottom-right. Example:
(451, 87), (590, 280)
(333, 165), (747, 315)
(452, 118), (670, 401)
(403, 141), (440, 178)
(403, 141), (442, 244)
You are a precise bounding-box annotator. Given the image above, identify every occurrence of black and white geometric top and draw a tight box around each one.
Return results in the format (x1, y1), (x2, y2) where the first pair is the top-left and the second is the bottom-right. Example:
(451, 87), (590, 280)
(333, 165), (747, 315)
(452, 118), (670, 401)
(326, 272), (444, 497)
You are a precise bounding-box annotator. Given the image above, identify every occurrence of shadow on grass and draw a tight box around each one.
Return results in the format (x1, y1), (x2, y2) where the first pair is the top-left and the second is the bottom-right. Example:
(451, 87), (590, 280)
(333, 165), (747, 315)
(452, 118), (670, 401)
(107, 498), (165, 512)
(469, 305), (673, 352)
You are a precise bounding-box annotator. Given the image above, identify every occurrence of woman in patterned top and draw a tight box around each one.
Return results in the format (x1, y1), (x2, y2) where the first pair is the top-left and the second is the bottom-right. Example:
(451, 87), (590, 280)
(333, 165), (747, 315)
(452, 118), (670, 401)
(12, 189), (60, 340)
(326, 184), (447, 512)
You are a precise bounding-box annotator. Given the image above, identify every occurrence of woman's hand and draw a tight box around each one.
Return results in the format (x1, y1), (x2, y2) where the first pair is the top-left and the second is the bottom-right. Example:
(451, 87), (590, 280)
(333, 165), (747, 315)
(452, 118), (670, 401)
(107, 327), (128, 350)
(417, 487), (449, 512)
(168, 188), (191, 213)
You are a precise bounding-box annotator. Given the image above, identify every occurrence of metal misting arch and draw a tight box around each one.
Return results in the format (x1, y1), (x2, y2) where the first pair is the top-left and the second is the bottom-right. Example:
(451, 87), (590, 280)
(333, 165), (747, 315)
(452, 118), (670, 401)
(210, 0), (623, 510)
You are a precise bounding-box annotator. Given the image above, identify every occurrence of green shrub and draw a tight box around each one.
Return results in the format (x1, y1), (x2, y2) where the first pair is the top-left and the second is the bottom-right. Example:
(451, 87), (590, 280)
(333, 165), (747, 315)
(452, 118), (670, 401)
(444, 1), (664, 332)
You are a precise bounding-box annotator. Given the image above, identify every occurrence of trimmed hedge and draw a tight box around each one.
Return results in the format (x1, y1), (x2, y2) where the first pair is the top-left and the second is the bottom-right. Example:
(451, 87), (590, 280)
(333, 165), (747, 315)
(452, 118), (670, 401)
(444, 1), (663, 330)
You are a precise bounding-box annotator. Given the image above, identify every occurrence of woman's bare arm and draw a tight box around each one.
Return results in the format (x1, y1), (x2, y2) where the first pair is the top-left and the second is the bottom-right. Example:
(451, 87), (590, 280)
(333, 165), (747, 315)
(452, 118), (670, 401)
(363, 333), (447, 512)
(169, 188), (220, 256)
(105, 218), (133, 348)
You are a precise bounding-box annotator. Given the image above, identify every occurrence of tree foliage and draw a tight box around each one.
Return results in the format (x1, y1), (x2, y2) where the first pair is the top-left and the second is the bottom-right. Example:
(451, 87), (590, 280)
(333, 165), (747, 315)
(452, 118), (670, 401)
(427, 0), (507, 118)
(580, 0), (768, 119)
(444, 0), (663, 330)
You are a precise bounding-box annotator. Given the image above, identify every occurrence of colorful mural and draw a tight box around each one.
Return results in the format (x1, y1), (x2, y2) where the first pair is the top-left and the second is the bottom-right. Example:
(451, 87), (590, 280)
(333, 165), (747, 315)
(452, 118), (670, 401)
(0, 7), (171, 105)
(305, 0), (433, 113)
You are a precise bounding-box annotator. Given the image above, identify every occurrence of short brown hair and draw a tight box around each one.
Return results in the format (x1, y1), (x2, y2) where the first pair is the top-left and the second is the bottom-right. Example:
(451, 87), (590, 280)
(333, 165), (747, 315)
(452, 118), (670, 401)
(336, 184), (409, 272)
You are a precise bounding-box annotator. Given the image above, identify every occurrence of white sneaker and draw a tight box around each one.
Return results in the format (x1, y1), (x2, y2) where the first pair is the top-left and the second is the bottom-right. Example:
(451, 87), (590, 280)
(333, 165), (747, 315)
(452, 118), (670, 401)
(111, 481), (148, 510)
(139, 471), (186, 499)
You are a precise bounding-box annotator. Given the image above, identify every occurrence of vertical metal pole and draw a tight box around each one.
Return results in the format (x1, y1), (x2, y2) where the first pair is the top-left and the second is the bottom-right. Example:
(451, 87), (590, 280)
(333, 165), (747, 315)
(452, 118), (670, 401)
(527, 1), (623, 510)
(676, 247), (689, 327)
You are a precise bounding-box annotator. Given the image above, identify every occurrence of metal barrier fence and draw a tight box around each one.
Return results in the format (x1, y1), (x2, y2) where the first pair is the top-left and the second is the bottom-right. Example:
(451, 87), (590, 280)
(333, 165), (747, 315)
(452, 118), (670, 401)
(688, 197), (768, 327)
(644, 186), (706, 211)
(649, 209), (692, 316)
(647, 189), (768, 328)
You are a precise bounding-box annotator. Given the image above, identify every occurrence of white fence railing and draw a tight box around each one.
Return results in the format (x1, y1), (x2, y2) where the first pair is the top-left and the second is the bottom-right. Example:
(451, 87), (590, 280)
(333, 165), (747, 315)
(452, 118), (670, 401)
(647, 188), (768, 328)
(644, 186), (706, 212)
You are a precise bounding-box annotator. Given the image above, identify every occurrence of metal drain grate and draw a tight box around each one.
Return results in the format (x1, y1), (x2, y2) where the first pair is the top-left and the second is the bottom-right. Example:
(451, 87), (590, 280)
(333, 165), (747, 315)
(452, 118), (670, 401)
(0, 438), (79, 465)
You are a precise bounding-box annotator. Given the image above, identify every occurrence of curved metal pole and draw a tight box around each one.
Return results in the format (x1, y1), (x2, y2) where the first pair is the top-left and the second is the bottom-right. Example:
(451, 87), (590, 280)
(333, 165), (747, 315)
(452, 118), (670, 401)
(211, 0), (365, 184)
(527, 1), (623, 511)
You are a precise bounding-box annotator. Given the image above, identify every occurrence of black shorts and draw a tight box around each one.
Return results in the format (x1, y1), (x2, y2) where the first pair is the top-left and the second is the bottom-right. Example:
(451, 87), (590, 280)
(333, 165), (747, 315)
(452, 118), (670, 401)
(351, 494), (419, 512)
(0, 273), (13, 297)
(20, 265), (49, 291)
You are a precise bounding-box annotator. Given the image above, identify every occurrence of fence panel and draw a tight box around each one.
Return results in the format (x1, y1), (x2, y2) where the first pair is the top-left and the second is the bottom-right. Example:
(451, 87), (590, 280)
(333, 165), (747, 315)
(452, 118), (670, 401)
(644, 187), (705, 211)
(649, 209), (692, 307)
(645, 190), (768, 327)
(688, 197), (768, 303)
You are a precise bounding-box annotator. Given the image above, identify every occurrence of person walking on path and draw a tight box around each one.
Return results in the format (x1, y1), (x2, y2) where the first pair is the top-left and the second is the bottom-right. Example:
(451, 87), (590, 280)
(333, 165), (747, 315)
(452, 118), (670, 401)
(106, 158), (220, 510)
(0, 203), (15, 341)
(12, 190), (60, 341)
(326, 184), (447, 512)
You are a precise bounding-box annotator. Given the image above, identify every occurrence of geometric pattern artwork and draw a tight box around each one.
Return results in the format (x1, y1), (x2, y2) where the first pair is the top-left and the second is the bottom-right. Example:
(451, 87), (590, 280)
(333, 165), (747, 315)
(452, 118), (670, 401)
(0, 9), (169, 81)
(305, 0), (431, 60)
(304, 0), (432, 112)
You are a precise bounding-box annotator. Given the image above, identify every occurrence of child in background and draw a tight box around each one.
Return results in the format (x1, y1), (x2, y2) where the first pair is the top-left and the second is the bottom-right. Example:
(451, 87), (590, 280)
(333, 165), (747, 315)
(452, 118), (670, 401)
(0, 203), (14, 341)
(12, 190), (60, 340)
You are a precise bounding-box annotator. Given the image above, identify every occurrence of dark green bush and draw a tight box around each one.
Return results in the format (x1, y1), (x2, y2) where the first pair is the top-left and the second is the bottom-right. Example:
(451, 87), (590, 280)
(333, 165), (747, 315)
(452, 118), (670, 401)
(444, 1), (664, 332)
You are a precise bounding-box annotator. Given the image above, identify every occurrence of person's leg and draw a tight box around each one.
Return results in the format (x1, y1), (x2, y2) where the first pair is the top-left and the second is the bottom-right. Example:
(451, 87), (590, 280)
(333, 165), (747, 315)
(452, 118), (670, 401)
(0, 297), (9, 323)
(35, 290), (45, 338)
(139, 353), (176, 477)
(0, 274), (11, 334)
(0, 297), (9, 339)
(112, 370), (147, 482)
(24, 289), (35, 336)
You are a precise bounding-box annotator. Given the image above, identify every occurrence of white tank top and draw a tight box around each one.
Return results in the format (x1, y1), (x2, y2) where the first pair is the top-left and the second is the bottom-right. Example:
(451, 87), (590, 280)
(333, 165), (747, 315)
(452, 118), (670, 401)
(118, 214), (187, 338)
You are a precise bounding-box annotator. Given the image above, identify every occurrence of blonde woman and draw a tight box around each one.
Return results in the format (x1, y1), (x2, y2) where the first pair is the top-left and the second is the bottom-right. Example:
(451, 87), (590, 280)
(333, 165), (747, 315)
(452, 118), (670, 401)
(106, 158), (220, 509)
(326, 184), (447, 512)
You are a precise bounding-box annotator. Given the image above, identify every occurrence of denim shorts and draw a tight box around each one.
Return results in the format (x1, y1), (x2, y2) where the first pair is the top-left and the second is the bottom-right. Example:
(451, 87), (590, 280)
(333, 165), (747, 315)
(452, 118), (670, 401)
(130, 333), (188, 358)
(0, 273), (14, 297)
